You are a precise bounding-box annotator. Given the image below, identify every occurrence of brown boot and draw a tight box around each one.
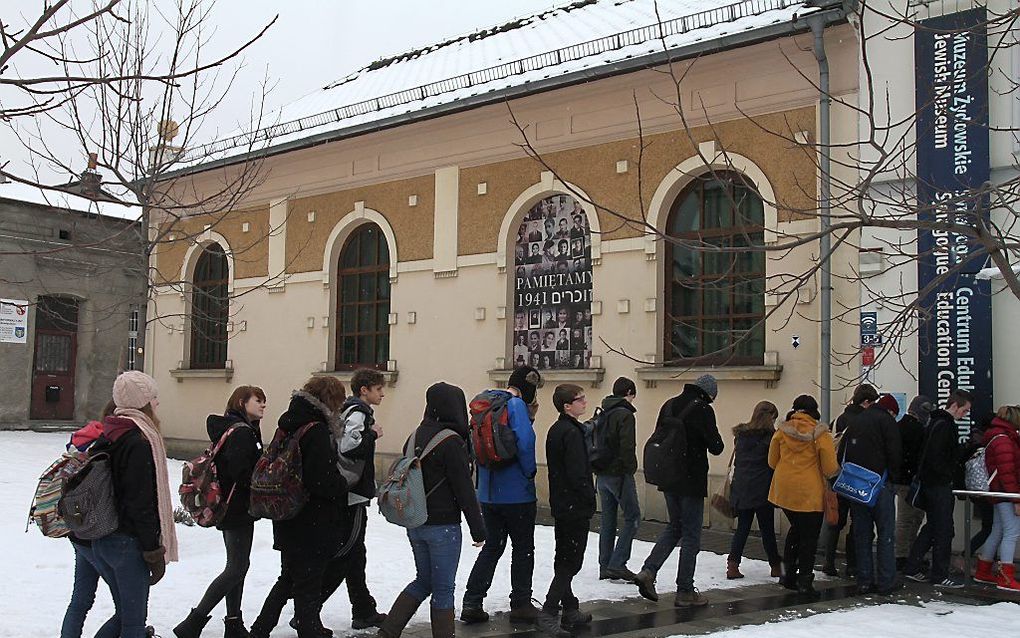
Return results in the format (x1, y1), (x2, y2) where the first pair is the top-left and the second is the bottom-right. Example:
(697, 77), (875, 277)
(770, 559), (783, 578)
(726, 560), (744, 580)
(376, 592), (423, 638)
(429, 607), (455, 638)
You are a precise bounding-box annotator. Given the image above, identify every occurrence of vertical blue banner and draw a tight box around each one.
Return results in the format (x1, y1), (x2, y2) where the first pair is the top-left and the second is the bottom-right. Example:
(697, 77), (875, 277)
(915, 8), (992, 437)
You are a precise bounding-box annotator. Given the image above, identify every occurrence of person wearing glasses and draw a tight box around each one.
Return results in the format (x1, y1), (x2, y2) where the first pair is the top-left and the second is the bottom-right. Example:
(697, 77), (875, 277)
(536, 385), (596, 637)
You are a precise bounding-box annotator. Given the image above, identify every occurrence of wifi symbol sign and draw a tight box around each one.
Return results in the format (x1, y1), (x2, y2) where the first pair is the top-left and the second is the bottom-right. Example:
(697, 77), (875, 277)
(860, 312), (878, 337)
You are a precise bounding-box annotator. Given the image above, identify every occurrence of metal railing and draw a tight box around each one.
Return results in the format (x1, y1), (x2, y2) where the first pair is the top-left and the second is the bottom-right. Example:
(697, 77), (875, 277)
(952, 489), (1020, 586)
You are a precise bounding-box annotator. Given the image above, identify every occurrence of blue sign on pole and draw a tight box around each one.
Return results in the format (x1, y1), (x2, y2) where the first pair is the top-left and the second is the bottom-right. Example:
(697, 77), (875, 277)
(915, 8), (993, 430)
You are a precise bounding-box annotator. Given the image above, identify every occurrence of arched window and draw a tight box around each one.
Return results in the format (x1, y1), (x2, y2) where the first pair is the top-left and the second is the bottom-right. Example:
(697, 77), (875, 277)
(336, 223), (390, 369)
(664, 173), (765, 365)
(190, 243), (229, 369)
(511, 194), (593, 371)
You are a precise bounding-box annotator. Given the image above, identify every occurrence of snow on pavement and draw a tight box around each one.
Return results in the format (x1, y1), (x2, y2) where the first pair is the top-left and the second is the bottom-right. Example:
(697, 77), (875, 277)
(673, 599), (1011, 638)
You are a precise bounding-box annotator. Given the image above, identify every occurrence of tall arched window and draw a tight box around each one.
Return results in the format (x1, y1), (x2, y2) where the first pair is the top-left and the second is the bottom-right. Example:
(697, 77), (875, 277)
(665, 173), (765, 365)
(511, 194), (593, 371)
(190, 243), (229, 369)
(336, 223), (390, 369)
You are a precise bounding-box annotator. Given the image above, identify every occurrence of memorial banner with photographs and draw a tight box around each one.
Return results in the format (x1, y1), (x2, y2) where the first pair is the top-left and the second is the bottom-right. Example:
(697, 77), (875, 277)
(511, 194), (592, 370)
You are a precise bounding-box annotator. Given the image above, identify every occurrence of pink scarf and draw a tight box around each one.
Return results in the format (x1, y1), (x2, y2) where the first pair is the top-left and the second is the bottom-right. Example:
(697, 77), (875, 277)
(114, 407), (179, 562)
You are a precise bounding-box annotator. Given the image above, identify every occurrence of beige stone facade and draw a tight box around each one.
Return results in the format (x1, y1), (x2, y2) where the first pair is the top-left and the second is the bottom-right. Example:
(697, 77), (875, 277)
(148, 25), (863, 525)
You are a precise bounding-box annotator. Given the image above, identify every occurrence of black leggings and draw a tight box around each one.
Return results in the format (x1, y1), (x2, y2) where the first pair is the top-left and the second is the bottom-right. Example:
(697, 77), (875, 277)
(783, 509), (823, 580)
(193, 525), (254, 617)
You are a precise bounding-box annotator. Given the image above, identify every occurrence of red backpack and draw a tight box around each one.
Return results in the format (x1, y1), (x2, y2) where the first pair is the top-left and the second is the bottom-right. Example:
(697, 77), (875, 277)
(468, 390), (518, 469)
(248, 423), (316, 521)
(178, 424), (246, 528)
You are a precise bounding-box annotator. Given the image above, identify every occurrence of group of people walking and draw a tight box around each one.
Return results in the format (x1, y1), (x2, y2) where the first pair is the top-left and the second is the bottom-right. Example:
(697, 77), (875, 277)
(53, 365), (1020, 638)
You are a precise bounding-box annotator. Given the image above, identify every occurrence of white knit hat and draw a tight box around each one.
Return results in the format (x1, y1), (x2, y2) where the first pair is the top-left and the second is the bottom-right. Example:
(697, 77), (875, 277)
(112, 371), (159, 409)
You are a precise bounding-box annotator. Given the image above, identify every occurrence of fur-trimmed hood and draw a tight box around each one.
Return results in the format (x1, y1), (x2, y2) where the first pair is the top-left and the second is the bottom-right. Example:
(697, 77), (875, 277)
(278, 390), (341, 433)
(778, 411), (828, 442)
(733, 421), (775, 436)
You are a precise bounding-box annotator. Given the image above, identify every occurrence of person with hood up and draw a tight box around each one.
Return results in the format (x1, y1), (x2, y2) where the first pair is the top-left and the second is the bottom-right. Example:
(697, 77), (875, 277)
(376, 382), (485, 638)
(821, 384), (877, 577)
(249, 377), (348, 638)
(175, 385), (267, 638)
(768, 395), (839, 599)
(632, 374), (724, 608)
(974, 405), (1020, 591)
(61, 401), (119, 638)
(89, 371), (179, 638)
(727, 401), (782, 580)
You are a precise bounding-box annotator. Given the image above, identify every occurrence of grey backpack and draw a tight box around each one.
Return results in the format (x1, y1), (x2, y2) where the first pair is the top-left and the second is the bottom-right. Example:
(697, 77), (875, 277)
(377, 429), (460, 529)
(58, 452), (120, 540)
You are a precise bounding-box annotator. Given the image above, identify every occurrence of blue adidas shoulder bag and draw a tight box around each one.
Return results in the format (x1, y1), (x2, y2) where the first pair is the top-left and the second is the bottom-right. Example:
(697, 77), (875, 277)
(832, 442), (886, 507)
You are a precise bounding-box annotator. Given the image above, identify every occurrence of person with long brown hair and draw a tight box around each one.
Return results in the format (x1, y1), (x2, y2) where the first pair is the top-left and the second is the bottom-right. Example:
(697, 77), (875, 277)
(90, 371), (178, 638)
(726, 401), (781, 580)
(175, 385), (267, 638)
(250, 376), (348, 638)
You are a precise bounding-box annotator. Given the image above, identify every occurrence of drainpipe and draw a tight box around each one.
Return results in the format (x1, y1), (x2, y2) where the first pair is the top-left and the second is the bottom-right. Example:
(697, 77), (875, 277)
(806, 13), (832, 424)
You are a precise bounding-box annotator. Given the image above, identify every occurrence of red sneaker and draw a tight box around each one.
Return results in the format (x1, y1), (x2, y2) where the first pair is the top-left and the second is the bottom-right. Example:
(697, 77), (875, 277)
(974, 558), (998, 585)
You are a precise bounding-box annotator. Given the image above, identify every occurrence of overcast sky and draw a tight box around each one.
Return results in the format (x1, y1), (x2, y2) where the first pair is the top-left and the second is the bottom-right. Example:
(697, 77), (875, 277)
(0, 0), (561, 211)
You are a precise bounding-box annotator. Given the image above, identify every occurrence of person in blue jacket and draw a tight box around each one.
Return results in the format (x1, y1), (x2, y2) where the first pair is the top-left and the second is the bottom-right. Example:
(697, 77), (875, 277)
(461, 365), (541, 625)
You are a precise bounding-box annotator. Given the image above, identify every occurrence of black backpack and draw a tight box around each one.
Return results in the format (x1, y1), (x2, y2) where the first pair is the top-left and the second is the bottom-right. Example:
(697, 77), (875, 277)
(642, 398), (701, 488)
(584, 406), (626, 473)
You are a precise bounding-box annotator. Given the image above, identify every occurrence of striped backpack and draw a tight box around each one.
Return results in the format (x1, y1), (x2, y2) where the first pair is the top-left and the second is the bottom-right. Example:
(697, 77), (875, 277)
(27, 449), (89, 538)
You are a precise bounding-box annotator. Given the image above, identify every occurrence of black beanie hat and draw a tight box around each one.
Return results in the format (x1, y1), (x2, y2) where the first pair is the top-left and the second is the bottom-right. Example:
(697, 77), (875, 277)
(508, 366), (542, 404)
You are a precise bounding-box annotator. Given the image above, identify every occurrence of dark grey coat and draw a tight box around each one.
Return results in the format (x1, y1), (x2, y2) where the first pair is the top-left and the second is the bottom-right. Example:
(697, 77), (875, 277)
(729, 424), (775, 511)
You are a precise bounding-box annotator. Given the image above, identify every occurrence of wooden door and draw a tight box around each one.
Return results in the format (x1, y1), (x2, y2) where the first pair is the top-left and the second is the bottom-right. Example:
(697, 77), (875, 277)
(30, 297), (79, 420)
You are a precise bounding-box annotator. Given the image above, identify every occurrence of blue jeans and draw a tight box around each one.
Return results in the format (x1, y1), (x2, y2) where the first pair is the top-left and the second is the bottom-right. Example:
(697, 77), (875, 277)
(464, 502), (536, 608)
(728, 505), (780, 565)
(404, 524), (462, 609)
(597, 474), (641, 570)
(91, 533), (151, 638)
(979, 501), (1020, 565)
(642, 492), (703, 591)
(61, 542), (120, 638)
(850, 486), (896, 590)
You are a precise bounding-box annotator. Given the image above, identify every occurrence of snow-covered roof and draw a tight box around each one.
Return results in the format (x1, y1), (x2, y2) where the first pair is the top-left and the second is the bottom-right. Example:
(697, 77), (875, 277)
(0, 180), (141, 221)
(176, 0), (828, 172)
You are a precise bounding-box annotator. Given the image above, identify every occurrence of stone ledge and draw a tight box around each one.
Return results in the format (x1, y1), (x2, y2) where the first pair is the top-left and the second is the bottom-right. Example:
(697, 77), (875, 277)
(487, 368), (606, 388)
(169, 368), (234, 382)
(634, 365), (783, 389)
(311, 369), (399, 387)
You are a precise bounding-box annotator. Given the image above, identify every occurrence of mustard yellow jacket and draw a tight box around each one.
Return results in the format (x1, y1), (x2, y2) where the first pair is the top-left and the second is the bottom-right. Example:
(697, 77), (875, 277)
(767, 412), (839, 512)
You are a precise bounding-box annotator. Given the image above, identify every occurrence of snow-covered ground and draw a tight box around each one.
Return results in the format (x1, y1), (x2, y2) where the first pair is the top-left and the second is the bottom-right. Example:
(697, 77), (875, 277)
(5, 431), (771, 637)
(675, 599), (1013, 638)
(5, 431), (1011, 638)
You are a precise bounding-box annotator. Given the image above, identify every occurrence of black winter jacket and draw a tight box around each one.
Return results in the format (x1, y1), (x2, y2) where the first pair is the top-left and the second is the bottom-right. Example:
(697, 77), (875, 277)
(729, 424), (775, 511)
(412, 382), (485, 542)
(94, 417), (161, 552)
(271, 392), (348, 557)
(833, 403), (865, 436)
(838, 405), (902, 483)
(207, 410), (263, 530)
(546, 413), (596, 521)
(338, 397), (378, 503)
(896, 413), (925, 487)
(596, 395), (637, 476)
(917, 408), (965, 487)
(651, 384), (724, 497)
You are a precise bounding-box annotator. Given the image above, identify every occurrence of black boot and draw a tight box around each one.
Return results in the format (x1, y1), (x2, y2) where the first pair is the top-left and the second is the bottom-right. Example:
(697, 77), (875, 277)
(429, 607), (455, 638)
(174, 608), (212, 638)
(376, 592), (423, 638)
(797, 572), (821, 601)
(780, 557), (799, 590)
(224, 615), (250, 638)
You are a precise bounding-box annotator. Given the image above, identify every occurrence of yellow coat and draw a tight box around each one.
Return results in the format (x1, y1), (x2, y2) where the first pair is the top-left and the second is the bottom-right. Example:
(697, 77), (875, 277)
(767, 412), (839, 513)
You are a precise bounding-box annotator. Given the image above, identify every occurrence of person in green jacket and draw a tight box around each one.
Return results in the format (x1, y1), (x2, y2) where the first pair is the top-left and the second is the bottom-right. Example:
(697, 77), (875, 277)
(596, 377), (640, 581)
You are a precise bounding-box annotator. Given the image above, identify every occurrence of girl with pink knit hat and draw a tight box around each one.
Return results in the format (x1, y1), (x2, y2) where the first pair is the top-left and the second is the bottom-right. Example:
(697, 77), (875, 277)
(88, 371), (178, 638)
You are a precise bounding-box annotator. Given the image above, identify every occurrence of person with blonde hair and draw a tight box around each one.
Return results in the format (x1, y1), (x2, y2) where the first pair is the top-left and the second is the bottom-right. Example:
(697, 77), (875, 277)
(89, 371), (178, 638)
(727, 401), (781, 580)
(768, 395), (838, 599)
(974, 405), (1020, 591)
(176, 385), (267, 638)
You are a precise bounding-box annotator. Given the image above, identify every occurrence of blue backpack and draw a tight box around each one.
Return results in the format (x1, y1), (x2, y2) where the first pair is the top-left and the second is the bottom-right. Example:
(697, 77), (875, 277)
(377, 429), (460, 528)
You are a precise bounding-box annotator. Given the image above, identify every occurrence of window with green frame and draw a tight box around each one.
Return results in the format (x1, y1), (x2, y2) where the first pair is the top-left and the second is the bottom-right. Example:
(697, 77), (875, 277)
(664, 172), (766, 365)
(335, 224), (390, 369)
